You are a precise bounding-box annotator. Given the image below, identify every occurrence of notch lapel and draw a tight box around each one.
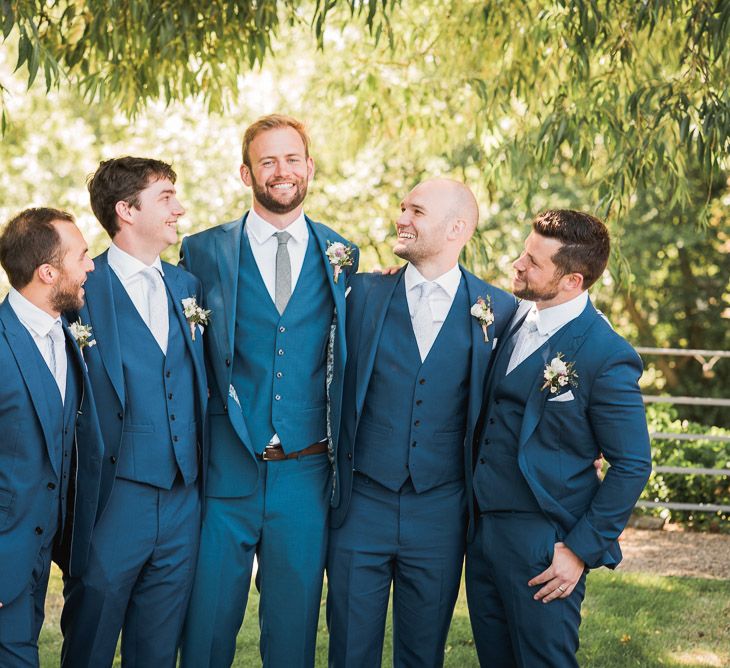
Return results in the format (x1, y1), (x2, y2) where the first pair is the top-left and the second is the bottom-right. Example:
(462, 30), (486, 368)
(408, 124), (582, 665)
(0, 300), (59, 475)
(354, 269), (403, 415)
(81, 253), (125, 407)
(518, 301), (600, 447)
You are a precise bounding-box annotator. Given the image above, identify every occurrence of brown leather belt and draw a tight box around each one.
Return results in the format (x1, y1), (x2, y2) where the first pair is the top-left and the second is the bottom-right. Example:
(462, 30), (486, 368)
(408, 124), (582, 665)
(256, 442), (328, 461)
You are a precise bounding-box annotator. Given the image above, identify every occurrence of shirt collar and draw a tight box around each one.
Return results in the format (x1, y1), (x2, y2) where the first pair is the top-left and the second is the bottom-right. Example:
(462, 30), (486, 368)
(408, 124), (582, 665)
(246, 208), (308, 246)
(108, 242), (164, 279)
(404, 263), (461, 300)
(529, 290), (589, 336)
(7, 287), (60, 338)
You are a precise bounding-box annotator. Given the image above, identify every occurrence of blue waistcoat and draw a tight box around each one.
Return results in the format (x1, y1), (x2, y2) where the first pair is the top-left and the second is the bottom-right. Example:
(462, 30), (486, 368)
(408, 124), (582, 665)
(36, 342), (80, 533)
(111, 272), (198, 489)
(354, 277), (472, 493)
(232, 230), (333, 453)
(473, 336), (545, 512)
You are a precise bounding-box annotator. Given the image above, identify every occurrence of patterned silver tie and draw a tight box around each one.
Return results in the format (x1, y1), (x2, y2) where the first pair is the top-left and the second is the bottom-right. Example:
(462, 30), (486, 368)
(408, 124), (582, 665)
(142, 267), (169, 354)
(275, 231), (292, 315)
(506, 315), (540, 374)
(412, 281), (438, 361)
(48, 320), (66, 403)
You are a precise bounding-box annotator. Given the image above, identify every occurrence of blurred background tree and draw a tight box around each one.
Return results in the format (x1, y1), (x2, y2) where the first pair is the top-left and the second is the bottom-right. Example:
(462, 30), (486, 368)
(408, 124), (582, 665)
(1, 0), (729, 429)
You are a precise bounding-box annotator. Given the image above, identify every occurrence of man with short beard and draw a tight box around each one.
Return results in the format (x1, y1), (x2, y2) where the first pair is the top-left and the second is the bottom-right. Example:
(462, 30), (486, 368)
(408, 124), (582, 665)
(179, 114), (358, 667)
(61, 157), (208, 668)
(0, 208), (103, 667)
(326, 179), (516, 667)
(467, 210), (652, 667)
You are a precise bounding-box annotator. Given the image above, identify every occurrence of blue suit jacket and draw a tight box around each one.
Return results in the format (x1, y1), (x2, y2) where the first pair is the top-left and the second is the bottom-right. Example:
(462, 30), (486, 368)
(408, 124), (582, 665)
(331, 266), (517, 528)
(180, 213), (359, 497)
(0, 298), (104, 605)
(473, 299), (652, 568)
(73, 251), (208, 519)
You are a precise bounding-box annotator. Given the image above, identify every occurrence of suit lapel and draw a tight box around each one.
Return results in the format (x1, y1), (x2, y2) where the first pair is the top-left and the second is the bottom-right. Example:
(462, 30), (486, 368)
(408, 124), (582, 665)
(0, 300), (59, 475)
(84, 252), (125, 407)
(308, 218), (345, 329)
(214, 216), (244, 387)
(162, 268), (207, 416)
(518, 300), (600, 447)
(463, 270), (493, 432)
(354, 269), (403, 415)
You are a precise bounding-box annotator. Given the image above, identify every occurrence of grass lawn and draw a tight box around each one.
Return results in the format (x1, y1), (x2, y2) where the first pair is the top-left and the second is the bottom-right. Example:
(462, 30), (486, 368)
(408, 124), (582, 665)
(39, 566), (729, 667)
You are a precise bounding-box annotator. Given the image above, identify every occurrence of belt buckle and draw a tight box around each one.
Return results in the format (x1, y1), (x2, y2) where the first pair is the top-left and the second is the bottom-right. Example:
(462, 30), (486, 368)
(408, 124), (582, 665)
(262, 445), (279, 461)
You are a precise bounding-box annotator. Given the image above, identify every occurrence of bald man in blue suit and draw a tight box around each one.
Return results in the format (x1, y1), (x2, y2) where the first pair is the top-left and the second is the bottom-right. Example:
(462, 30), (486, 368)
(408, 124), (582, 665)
(467, 210), (652, 667)
(0, 208), (103, 668)
(327, 178), (517, 667)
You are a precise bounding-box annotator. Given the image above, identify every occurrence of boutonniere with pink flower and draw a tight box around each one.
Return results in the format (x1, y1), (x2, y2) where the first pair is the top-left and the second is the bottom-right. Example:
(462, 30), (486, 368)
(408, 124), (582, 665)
(181, 297), (211, 341)
(541, 353), (579, 393)
(69, 320), (96, 350)
(326, 241), (355, 283)
(470, 296), (494, 342)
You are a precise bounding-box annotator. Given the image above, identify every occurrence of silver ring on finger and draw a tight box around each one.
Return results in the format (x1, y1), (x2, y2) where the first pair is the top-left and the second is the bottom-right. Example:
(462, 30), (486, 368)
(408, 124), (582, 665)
(557, 585), (566, 593)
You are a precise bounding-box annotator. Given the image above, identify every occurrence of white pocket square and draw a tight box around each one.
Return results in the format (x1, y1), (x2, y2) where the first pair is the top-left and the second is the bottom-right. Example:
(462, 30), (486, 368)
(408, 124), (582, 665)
(491, 337), (498, 350)
(345, 286), (352, 298)
(548, 390), (574, 402)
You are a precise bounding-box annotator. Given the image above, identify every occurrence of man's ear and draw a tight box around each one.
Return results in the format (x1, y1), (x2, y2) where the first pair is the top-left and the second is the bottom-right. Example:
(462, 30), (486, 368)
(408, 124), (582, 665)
(115, 200), (134, 225)
(240, 164), (252, 187)
(563, 272), (584, 292)
(36, 262), (57, 286)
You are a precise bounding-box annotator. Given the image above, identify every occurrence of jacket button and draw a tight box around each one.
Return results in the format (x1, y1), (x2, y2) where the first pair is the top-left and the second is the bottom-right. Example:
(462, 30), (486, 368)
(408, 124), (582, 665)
(484, 439), (490, 445)
(274, 395), (281, 401)
(347, 453), (352, 460)
(110, 455), (117, 463)
(173, 435), (179, 442)
(117, 412), (123, 420)
(279, 326), (286, 333)
(480, 457), (485, 464)
(489, 418), (495, 425)
(415, 399), (422, 406)
(35, 527), (43, 535)
(225, 358), (231, 367)
(223, 405), (228, 413)
(170, 414), (176, 421)
(168, 393), (173, 400)
(278, 349), (284, 356)
(414, 420), (420, 427)
(276, 372), (283, 378)
(411, 441), (417, 448)
(47, 482), (56, 490)
(419, 378), (426, 385)
(166, 371), (171, 378)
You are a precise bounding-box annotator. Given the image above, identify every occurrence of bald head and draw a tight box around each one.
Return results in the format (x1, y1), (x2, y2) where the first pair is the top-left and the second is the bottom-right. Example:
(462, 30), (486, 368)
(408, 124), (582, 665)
(394, 177), (480, 278)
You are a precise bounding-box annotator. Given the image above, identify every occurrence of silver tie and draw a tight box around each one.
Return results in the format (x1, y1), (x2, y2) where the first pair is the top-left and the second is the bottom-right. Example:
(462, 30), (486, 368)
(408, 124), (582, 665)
(48, 320), (67, 403)
(141, 267), (169, 354)
(274, 231), (292, 315)
(412, 281), (439, 361)
(506, 315), (540, 374)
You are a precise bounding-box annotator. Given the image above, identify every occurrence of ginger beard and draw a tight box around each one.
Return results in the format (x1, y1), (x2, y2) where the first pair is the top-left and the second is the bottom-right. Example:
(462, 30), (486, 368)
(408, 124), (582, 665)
(250, 170), (309, 215)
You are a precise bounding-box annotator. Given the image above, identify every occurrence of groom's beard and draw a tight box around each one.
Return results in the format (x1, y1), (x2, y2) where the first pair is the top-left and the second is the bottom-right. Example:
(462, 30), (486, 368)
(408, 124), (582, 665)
(512, 274), (560, 303)
(250, 173), (309, 215)
(50, 270), (85, 312)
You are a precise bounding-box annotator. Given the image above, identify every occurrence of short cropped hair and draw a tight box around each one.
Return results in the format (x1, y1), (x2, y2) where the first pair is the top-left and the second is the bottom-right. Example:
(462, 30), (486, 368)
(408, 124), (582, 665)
(241, 114), (310, 169)
(88, 156), (177, 238)
(0, 207), (74, 289)
(532, 209), (610, 289)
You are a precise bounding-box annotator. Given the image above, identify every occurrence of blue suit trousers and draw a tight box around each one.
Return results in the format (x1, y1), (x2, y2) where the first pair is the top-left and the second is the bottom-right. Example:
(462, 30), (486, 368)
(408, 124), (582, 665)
(465, 513), (587, 668)
(327, 474), (465, 667)
(180, 452), (331, 668)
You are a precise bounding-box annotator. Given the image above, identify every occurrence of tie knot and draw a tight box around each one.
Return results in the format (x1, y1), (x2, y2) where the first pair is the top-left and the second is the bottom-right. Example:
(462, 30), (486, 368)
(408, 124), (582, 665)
(275, 231), (292, 246)
(50, 320), (65, 343)
(524, 315), (539, 334)
(419, 281), (438, 299)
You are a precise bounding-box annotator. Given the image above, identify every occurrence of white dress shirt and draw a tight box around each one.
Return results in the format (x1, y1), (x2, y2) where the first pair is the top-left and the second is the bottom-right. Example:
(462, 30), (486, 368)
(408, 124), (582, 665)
(245, 209), (309, 303)
(8, 287), (67, 402)
(107, 243), (169, 353)
(405, 263), (462, 360)
(506, 291), (589, 374)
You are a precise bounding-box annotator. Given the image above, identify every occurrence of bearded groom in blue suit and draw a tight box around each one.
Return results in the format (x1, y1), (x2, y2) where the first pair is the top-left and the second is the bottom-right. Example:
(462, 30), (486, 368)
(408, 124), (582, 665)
(61, 158), (208, 668)
(467, 210), (652, 667)
(0, 208), (102, 667)
(327, 179), (517, 667)
(179, 114), (358, 668)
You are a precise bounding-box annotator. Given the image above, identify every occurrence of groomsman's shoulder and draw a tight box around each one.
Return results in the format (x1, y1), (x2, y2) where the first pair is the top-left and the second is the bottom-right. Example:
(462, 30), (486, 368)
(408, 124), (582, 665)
(308, 220), (356, 249)
(582, 305), (643, 371)
(163, 260), (202, 293)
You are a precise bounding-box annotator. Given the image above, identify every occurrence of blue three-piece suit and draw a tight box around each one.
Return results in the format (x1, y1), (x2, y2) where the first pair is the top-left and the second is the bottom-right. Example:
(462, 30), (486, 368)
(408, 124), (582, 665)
(60, 252), (208, 667)
(0, 298), (103, 667)
(327, 266), (516, 666)
(178, 212), (358, 667)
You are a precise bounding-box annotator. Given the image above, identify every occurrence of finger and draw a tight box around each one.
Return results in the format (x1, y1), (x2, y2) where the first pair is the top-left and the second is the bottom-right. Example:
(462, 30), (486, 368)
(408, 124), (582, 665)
(527, 566), (553, 587)
(532, 579), (560, 601)
(542, 582), (573, 603)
